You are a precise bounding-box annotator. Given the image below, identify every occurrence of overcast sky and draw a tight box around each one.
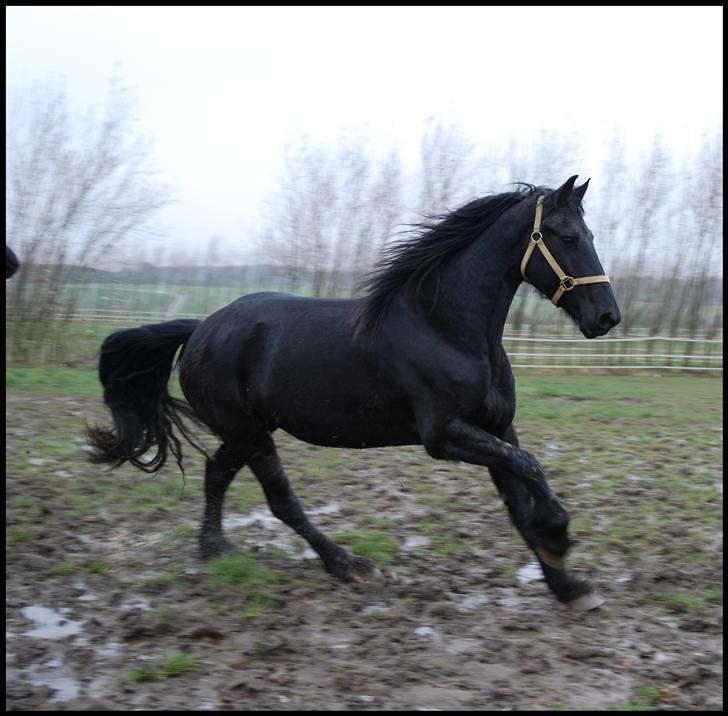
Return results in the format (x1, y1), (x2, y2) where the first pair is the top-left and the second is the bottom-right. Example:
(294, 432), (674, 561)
(6, 6), (723, 263)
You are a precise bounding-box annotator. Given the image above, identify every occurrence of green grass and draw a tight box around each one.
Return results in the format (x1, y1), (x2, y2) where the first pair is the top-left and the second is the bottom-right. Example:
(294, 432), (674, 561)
(514, 374), (721, 425)
(87, 560), (110, 574)
(129, 651), (200, 682)
(332, 528), (399, 564)
(613, 686), (664, 711)
(5, 365), (188, 399)
(7, 528), (36, 547)
(6, 366), (103, 396)
(206, 553), (284, 617)
(48, 563), (78, 576)
(656, 588), (722, 613)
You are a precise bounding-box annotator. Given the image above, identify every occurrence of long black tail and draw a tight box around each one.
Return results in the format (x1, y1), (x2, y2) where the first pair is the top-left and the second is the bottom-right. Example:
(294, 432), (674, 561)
(87, 318), (209, 474)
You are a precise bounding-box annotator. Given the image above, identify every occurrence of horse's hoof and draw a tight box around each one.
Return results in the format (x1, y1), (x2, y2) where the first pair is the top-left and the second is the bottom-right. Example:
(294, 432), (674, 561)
(568, 590), (605, 611)
(329, 554), (380, 583)
(199, 537), (238, 560)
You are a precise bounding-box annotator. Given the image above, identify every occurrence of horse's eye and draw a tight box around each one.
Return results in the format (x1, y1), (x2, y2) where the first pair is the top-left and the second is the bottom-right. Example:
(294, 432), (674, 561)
(561, 234), (577, 244)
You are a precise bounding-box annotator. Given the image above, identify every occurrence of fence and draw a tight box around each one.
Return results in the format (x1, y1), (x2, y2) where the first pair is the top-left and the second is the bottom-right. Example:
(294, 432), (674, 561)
(32, 309), (722, 373)
(503, 334), (723, 372)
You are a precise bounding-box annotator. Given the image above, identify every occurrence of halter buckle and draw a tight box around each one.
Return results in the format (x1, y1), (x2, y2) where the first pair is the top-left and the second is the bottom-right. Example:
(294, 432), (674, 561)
(531, 230), (542, 242)
(560, 276), (575, 291)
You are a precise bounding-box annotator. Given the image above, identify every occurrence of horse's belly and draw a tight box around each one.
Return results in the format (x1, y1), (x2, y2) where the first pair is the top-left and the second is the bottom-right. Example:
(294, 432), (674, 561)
(274, 397), (419, 449)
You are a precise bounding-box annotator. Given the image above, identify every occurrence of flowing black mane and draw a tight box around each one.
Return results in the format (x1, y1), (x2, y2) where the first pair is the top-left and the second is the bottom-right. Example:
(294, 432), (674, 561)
(352, 184), (547, 336)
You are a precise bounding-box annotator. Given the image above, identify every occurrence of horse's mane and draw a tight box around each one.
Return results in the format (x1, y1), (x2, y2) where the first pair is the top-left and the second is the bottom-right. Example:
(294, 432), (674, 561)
(351, 184), (546, 336)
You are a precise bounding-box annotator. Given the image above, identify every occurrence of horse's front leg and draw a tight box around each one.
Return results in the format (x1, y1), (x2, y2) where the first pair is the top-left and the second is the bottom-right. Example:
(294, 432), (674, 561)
(424, 418), (602, 609)
(488, 426), (602, 609)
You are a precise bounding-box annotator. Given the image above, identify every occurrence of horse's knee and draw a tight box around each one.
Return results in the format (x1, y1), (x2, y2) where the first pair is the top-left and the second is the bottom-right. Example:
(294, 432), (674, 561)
(423, 437), (447, 460)
(419, 418), (457, 460)
(532, 500), (571, 557)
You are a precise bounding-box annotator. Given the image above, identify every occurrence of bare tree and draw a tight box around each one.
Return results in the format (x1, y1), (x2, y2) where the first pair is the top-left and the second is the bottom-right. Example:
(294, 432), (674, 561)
(349, 150), (404, 277)
(258, 140), (328, 294)
(6, 75), (174, 361)
(613, 136), (673, 335)
(258, 136), (405, 297)
(418, 119), (476, 215)
(678, 134), (723, 363)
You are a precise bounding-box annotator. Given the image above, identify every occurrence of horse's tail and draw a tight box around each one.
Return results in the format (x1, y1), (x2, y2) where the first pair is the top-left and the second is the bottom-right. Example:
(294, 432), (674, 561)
(86, 318), (209, 474)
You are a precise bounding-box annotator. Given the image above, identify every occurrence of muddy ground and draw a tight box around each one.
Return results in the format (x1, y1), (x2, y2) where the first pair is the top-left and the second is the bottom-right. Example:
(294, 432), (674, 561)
(5, 383), (723, 711)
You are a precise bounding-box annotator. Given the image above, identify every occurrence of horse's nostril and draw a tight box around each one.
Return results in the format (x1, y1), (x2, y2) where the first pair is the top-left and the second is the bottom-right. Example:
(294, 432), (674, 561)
(599, 311), (619, 329)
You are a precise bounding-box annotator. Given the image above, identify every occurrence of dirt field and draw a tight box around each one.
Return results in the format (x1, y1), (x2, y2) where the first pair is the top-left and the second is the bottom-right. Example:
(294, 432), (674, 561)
(5, 374), (723, 711)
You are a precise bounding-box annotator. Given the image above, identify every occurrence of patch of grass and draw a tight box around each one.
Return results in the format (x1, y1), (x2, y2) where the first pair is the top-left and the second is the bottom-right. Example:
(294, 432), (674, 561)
(48, 562), (78, 576)
(657, 588), (722, 613)
(303, 449), (349, 475)
(126, 478), (190, 511)
(7, 528), (35, 547)
(263, 544), (291, 559)
(227, 483), (266, 513)
(129, 651), (200, 682)
(87, 560), (110, 574)
(67, 493), (94, 519)
(138, 573), (179, 587)
(206, 552), (284, 617)
(332, 528), (399, 564)
(515, 374), (719, 426)
(5, 366), (102, 397)
(156, 523), (198, 550)
(413, 518), (468, 559)
(159, 651), (200, 676)
(129, 668), (161, 683)
(8, 496), (37, 509)
(209, 600), (229, 616)
(613, 686), (663, 711)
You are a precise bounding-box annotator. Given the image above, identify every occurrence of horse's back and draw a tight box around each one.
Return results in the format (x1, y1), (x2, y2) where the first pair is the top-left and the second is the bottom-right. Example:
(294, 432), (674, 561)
(178, 291), (418, 446)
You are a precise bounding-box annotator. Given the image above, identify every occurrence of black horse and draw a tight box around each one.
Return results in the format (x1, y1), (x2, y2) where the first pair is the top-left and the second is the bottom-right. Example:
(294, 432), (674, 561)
(88, 175), (620, 610)
(6, 245), (19, 279)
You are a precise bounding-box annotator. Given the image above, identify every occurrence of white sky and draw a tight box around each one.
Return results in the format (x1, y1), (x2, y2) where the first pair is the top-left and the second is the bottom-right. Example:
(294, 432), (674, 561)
(6, 5), (723, 263)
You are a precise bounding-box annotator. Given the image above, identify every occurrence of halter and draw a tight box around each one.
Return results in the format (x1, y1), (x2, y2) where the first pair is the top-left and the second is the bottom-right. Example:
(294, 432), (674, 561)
(520, 195), (610, 306)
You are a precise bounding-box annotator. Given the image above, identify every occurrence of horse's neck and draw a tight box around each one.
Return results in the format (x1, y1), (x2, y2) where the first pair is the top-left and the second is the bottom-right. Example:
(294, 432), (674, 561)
(425, 224), (523, 352)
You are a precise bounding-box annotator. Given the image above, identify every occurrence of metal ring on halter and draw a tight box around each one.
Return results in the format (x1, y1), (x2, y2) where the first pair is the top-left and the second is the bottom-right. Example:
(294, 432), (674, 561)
(531, 230), (542, 241)
(560, 276), (575, 291)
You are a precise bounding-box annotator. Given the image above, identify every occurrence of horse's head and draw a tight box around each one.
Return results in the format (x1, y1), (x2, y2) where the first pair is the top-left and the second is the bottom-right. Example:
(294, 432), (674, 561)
(520, 176), (620, 339)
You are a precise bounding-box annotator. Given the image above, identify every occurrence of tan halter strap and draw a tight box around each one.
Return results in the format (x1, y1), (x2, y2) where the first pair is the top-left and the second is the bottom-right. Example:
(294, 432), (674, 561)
(520, 195), (610, 306)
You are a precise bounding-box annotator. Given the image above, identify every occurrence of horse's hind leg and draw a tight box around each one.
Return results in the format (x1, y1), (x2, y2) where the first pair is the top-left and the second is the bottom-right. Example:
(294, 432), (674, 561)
(489, 425), (601, 609)
(248, 435), (376, 582)
(200, 442), (253, 558)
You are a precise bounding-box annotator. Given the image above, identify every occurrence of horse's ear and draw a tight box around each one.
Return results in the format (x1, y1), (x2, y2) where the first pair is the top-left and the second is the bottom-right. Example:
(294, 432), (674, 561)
(572, 178), (590, 203)
(554, 175), (579, 206)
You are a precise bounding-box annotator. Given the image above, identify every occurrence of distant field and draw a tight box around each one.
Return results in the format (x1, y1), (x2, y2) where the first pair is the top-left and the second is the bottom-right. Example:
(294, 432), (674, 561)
(5, 282), (722, 370)
(12, 281), (723, 327)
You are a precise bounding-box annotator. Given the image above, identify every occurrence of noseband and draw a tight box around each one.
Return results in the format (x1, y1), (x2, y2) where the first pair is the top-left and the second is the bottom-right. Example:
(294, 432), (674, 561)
(520, 195), (610, 306)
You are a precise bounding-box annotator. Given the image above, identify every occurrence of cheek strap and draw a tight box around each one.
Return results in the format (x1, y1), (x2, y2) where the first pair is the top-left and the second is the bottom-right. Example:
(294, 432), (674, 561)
(520, 196), (610, 306)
